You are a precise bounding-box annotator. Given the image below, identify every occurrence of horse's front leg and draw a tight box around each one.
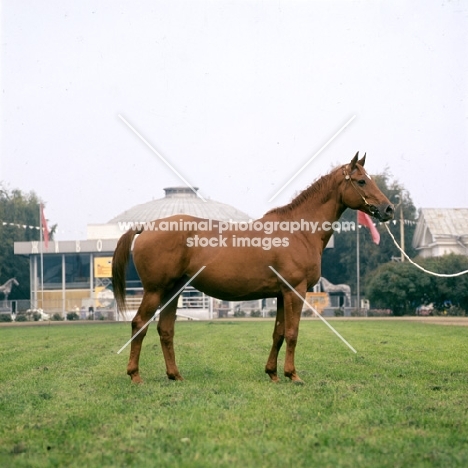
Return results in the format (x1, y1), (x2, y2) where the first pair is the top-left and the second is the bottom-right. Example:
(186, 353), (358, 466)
(282, 285), (306, 384)
(265, 295), (284, 382)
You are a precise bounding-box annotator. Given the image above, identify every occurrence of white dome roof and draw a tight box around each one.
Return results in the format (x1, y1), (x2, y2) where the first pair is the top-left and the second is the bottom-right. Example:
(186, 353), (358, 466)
(108, 187), (251, 223)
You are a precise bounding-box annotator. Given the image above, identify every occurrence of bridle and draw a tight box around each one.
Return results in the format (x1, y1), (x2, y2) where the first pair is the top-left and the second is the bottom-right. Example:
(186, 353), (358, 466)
(342, 166), (378, 217)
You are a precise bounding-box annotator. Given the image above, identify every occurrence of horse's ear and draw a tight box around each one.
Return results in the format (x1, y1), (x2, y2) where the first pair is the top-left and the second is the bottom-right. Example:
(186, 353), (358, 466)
(349, 152), (359, 172)
(358, 152), (366, 167)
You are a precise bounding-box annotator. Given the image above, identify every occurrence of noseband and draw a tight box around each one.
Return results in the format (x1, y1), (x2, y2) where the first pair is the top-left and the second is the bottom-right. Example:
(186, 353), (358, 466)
(342, 167), (378, 217)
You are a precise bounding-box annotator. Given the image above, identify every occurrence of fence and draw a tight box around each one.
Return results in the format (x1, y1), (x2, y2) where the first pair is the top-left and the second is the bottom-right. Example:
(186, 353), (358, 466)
(0, 299), (116, 321)
(0, 294), (373, 321)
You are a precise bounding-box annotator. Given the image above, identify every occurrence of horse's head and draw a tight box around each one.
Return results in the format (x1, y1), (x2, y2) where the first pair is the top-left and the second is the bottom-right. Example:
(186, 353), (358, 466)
(340, 152), (394, 222)
(13, 278), (19, 286)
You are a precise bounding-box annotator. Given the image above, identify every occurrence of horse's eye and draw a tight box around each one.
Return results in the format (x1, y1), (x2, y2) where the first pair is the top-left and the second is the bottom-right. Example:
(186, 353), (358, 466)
(357, 179), (366, 187)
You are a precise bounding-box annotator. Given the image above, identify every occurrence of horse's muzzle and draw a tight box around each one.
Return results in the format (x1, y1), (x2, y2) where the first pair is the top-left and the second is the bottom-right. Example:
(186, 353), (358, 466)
(374, 203), (394, 222)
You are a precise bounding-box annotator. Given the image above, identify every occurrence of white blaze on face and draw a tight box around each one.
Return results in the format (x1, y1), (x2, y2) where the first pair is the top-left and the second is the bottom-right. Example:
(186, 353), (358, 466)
(364, 171), (372, 180)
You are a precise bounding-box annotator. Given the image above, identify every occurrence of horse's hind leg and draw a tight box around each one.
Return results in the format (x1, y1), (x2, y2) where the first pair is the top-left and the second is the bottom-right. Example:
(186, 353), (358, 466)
(157, 292), (183, 381)
(127, 291), (161, 383)
(265, 296), (284, 382)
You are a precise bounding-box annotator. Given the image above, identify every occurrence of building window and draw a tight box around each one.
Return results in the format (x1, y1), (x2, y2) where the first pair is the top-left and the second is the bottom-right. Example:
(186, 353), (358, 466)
(65, 254), (90, 289)
(43, 255), (62, 290)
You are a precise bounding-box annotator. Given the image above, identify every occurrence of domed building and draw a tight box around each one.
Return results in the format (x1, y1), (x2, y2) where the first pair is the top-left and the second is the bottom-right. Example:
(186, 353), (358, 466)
(87, 187), (250, 240)
(113, 186), (249, 223)
(14, 187), (252, 319)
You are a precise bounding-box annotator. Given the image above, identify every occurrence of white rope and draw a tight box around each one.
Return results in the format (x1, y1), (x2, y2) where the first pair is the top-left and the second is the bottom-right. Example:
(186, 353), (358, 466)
(384, 223), (468, 277)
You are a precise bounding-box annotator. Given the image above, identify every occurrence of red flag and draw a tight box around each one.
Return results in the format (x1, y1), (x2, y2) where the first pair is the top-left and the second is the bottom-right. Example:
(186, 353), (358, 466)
(40, 204), (49, 249)
(358, 211), (380, 245)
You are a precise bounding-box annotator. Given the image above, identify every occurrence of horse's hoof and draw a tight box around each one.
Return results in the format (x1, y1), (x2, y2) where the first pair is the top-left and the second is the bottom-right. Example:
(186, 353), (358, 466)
(292, 379), (305, 385)
(168, 374), (184, 381)
(130, 374), (143, 384)
(285, 373), (305, 385)
(265, 368), (280, 382)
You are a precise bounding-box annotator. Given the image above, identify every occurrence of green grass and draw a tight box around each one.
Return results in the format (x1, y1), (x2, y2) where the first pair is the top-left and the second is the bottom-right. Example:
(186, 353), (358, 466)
(0, 320), (467, 467)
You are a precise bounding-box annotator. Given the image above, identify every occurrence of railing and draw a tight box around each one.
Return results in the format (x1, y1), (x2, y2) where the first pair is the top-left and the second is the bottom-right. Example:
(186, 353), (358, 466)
(124, 297), (143, 310)
(0, 299), (116, 321)
(1, 294), (372, 321)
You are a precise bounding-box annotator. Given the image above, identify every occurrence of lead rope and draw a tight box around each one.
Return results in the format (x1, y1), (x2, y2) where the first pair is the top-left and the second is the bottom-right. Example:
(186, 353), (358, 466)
(384, 223), (468, 277)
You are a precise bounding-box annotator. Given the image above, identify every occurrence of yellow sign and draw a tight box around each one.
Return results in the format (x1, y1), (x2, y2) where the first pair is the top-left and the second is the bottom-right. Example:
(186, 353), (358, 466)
(304, 292), (329, 314)
(94, 257), (113, 278)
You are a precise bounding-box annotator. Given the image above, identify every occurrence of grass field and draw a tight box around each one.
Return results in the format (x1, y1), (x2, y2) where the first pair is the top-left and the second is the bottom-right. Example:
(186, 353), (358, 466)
(0, 319), (467, 467)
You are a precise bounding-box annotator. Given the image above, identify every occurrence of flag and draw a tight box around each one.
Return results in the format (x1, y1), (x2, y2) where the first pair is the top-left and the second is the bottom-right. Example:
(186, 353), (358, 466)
(40, 204), (49, 249)
(358, 211), (380, 245)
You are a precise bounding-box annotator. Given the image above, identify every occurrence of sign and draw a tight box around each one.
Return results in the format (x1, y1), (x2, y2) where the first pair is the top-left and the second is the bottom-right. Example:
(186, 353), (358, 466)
(94, 257), (113, 278)
(304, 292), (329, 314)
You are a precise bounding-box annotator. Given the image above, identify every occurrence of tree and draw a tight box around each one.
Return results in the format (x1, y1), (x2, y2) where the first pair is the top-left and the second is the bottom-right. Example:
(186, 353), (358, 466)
(321, 168), (417, 294)
(366, 261), (432, 315)
(419, 255), (468, 312)
(366, 254), (468, 315)
(0, 186), (55, 299)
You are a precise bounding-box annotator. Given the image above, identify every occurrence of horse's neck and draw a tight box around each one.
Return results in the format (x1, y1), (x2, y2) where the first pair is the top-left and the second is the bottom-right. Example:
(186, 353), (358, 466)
(297, 191), (344, 223)
(285, 172), (345, 223)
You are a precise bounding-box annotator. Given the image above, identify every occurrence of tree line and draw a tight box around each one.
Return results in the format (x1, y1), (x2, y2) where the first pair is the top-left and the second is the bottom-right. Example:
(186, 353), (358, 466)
(0, 186), (55, 299)
(366, 255), (468, 315)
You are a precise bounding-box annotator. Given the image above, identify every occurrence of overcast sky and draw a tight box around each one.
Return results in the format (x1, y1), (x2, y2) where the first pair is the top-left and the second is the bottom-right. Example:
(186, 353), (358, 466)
(1, 1), (467, 240)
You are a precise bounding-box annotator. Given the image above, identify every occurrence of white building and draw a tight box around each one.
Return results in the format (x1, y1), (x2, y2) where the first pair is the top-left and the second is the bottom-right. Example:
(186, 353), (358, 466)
(412, 208), (468, 258)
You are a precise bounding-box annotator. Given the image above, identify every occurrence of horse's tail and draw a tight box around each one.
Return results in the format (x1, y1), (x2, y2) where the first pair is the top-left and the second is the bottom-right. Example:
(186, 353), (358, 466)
(112, 228), (142, 312)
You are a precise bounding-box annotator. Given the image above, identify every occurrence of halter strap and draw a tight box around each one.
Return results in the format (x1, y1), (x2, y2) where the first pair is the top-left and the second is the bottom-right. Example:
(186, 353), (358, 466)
(342, 167), (378, 216)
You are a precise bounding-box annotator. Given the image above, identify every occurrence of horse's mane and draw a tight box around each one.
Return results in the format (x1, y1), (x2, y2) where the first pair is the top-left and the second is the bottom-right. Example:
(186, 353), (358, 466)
(266, 166), (340, 216)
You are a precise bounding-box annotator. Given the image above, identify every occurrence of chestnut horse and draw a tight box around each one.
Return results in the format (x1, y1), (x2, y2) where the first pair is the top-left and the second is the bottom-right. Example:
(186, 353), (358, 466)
(112, 152), (394, 383)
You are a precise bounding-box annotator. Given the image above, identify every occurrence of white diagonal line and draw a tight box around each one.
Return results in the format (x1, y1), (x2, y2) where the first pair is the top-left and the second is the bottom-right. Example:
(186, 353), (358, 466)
(269, 266), (357, 353)
(117, 266), (206, 354)
(268, 115), (356, 202)
(118, 114), (206, 202)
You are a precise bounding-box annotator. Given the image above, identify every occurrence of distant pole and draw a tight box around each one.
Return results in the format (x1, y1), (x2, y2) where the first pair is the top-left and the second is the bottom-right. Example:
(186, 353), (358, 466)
(39, 204), (44, 310)
(400, 192), (405, 262)
(356, 212), (360, 314)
